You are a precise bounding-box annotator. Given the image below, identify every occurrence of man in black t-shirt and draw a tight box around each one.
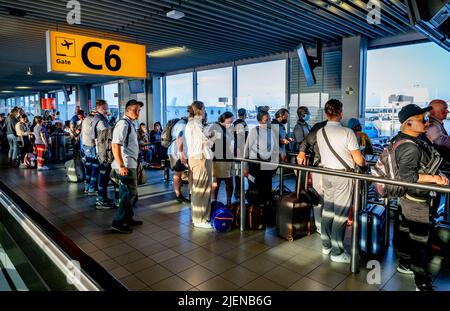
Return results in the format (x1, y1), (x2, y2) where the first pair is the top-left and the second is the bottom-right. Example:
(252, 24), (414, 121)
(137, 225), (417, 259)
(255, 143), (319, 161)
(395, 104), (449, 291)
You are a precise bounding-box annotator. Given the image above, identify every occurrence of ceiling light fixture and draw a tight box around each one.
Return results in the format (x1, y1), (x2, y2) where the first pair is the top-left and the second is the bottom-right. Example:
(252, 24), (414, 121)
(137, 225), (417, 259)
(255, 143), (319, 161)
(1, 90), (14, 93)
(26, 66), (32, 76)
(147, 46), (187, 57)
(16, 86), (31, 89)
(166, 10), (185, 19)
(39, 80), (60, 84)
(66, 73), (83, 77)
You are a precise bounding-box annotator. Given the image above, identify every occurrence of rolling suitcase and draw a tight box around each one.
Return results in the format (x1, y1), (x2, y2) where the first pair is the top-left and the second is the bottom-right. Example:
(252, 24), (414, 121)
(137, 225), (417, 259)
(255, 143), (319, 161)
(230, 203), (265, 230)
(65, 156), (85, 183)
(359, 204), (386, 256)
(276, 169), (312, 241)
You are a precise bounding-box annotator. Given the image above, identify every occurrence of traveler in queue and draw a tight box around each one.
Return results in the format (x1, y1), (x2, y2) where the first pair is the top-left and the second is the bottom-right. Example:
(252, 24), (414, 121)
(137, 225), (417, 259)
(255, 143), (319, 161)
(81, 109), (98, 194)
(91, 99), (114, 209)
(316, 99), (365, 264)
(233, 108), (249, 200)
(185, 101), (215, 229)
(33, 116), (49, 171)
(271, 108), (291, 162)
(110, 99), (144, 234)
(426, 99), (450, 166)
(6, 107), (20, 167)
(293, 106), (312, 151)
(395, 104), (449, 291)
(211, 111), (235, 207)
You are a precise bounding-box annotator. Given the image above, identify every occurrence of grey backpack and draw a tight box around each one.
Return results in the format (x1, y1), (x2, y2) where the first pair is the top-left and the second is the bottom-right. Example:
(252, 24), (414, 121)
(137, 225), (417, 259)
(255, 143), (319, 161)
(96, 119), (132, 165)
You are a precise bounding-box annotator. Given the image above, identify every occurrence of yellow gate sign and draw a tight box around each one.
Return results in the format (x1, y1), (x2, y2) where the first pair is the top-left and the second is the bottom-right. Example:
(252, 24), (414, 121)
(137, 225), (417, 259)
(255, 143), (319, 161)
(46, 31), (146, 78)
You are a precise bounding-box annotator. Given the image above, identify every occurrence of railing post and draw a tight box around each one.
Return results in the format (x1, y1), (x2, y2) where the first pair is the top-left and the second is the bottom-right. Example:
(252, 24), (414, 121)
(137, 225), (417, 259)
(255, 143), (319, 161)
(279, 167), (284, 196)
(240, 160), (246, 232)
(351, 178), (362, 273)
(384, 197), (390, 247)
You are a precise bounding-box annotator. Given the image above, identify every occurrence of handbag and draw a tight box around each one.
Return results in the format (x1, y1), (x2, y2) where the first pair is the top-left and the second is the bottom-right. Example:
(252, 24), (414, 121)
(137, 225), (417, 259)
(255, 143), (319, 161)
(137, 161), (147, 185)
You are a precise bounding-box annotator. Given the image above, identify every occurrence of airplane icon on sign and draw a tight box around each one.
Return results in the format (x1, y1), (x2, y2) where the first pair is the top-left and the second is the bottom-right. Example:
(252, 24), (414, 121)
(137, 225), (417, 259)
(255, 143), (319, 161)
(61, 40), (73, 49)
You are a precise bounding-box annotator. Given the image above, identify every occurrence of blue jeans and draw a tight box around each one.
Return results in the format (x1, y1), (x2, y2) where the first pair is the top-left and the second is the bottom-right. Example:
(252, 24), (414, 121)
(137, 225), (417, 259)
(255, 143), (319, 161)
(83, 146), (98, 192)
(97, 163), (111, 200)
(7, 134), (18, 161)
(112, 169), (138, 226)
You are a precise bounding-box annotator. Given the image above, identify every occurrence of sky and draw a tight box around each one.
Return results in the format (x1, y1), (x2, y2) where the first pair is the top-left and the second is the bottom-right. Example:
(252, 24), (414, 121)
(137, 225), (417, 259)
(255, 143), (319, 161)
(166, 60), (286, 110)
(366, 42), (450, 107)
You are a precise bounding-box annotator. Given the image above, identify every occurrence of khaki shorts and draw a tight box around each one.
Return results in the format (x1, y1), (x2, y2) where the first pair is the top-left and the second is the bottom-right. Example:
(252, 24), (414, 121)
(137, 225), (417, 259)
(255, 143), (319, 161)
(213, 161), (233, 178)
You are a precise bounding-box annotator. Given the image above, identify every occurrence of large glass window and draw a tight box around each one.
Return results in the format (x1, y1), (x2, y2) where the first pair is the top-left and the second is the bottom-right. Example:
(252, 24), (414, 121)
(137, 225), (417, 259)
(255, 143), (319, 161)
(366, 42), (450, 138)
(197, 67), (233, 122)
(103, 83), (119, 120)
(56, 91), (67, 121)
(166, 72), (193, 121)
(237, 59), (286, 128)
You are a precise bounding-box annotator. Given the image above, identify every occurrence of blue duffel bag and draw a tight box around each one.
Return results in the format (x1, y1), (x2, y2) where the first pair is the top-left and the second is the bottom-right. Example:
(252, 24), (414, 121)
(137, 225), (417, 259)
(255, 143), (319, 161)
(210, 202), (234, 233)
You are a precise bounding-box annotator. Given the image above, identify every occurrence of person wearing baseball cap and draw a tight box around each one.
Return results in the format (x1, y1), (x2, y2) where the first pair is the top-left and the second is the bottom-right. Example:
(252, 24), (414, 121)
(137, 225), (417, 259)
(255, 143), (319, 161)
(394, 103), (448, 291)
(110, 99), (144, 233)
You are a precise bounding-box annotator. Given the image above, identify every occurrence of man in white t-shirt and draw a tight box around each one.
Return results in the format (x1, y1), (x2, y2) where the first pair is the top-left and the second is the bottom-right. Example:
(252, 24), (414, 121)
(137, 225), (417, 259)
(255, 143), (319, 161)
(167, 117), (190, 203)
(316, 99), (365, 264)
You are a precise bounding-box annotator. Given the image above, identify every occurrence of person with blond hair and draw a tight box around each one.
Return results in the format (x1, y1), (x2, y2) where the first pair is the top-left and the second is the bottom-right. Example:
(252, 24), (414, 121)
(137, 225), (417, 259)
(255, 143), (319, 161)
(185, 101), (215, 228)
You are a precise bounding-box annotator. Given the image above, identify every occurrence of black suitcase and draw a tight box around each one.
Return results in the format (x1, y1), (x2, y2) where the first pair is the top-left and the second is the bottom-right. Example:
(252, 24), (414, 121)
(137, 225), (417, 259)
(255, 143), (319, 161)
(276, 170), (312, 241)
(359, 204), (386, 256)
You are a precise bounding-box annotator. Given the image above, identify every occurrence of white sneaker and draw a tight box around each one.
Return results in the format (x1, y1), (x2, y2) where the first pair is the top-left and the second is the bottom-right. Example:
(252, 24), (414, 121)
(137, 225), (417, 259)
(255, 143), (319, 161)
(322, 247), (331, 255)
(193, 222), (212, 229)
(330, 252), (351, 264)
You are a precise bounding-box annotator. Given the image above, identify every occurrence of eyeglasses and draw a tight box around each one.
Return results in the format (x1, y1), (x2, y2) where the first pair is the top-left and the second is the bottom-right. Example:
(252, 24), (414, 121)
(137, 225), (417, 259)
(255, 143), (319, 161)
(409, 116), (429, 124)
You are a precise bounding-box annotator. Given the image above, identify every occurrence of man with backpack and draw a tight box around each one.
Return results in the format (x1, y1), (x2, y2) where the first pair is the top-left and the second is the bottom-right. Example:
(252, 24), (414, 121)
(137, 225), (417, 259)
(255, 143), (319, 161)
(81, 110), (98, 194)
(392, 104), (448, 291)
(111, 99), (143, 233)
(91, 99), (114, 209)
(166, 116), (190, 203)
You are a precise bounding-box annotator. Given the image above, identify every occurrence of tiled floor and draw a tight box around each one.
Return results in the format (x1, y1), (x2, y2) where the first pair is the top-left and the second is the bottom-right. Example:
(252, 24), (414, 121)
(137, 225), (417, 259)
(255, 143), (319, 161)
(1, 160), (450, 291)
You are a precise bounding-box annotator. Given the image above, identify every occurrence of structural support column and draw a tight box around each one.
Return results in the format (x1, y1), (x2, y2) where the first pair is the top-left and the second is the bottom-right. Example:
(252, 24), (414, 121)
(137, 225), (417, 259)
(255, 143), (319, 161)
(341, 36), (368, 125)
(147, 72), (163, 127)
(77, 85), (90, 112)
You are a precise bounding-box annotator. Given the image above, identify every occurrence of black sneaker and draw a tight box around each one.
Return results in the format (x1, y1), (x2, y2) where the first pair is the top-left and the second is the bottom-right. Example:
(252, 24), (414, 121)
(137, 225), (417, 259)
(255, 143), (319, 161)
(111, 223), (133, 234)
(176, 194), (190, 203)
(128, 219), (143, 226)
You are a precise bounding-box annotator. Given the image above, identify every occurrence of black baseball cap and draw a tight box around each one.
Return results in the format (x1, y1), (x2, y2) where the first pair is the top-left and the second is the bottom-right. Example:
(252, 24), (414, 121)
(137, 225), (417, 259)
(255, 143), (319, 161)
(398, 104), (431, 124)
(125, 99), (144, 109)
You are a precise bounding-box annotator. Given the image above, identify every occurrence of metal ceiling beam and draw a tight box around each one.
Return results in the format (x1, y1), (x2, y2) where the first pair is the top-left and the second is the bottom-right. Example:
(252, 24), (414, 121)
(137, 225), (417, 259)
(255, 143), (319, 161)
(5, 0), (299, 55)
(242, 0), (353, 37)
(0, 4), (287, 59)
(303, 0), (393, 37)
(272, 0), (379, 38)
(205, 0), (339, 41)
(326, 0), (406, 33)
(150, 0), (320, 43)
(96, 0), (302, 49)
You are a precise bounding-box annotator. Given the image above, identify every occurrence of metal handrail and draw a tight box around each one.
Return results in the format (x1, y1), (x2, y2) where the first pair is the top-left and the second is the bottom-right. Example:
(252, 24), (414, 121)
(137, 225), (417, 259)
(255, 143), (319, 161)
(236, 157), (450, 274)
(236, 158), (450, 194)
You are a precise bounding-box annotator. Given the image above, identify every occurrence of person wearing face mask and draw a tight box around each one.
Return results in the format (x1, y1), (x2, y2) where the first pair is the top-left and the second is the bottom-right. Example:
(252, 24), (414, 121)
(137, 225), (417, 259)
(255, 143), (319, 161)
(271, 108), (291, 162)
(211, 111), (235, 206)
(185, 101), (216, 229)
(293, 106), (312, 151)
(91, 99), (114, 209)
(316, 99), (365, 264)
(245, 107), (279, 222)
